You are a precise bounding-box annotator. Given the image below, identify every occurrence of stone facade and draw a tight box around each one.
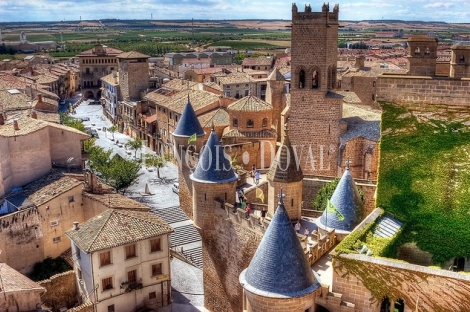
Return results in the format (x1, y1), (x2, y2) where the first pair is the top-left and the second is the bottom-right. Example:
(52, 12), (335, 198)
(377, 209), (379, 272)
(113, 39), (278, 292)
(406, 37), (438, 76)
(289, 4), (342, 177)
(243, 290), (316, 312)
(118, 52), (150, 101)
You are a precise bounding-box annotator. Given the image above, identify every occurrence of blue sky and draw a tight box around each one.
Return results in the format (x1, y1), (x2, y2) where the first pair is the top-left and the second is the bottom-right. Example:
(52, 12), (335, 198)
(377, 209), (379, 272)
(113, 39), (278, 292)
(0, 0), (469, 23)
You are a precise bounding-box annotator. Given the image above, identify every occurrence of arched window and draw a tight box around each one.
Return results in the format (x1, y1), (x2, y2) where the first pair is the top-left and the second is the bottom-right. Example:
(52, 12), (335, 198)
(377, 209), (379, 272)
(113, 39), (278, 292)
(372, 81), (376, 87)
(414, 47), (420, 55)
(262, 118), (268, 127)
(380, 297), (391, 312)
(425, 47), (430, 55)
(233, 118), (238, 127)
(394, 299), (405, 312)
(247, 119), (254, 128)
(459, 54), (465, 63)
(299, 70), (305, 89)
(312, 70), (318, 89)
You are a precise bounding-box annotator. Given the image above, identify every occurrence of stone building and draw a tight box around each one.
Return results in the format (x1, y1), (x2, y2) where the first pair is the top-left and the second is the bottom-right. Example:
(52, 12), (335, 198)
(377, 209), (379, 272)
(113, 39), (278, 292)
(239, 194), (320, 312)
(0, 263), (45, 311)
(77, 44), (123, 100)
(0, 114), (89, 198)
(288, 3), (343, 177)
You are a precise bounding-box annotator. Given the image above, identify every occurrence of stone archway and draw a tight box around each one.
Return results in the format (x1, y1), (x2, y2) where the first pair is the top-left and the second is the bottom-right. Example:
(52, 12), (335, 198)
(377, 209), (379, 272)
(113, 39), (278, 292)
(84, 90), (94, 99)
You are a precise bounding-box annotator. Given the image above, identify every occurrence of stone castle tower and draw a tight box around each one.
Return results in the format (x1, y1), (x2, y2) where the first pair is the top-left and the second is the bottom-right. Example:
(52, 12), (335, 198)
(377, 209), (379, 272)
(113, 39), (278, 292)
(172, 98), (206, 218)
(265, 68), (286, 138)
(288, 3), (342, 177)
(117, 51), (150, 101)
(406, 37), (438, 76)
(239, 192), (320, 312)
(190, 125), (238, 234)
(266, 127), (303, 220)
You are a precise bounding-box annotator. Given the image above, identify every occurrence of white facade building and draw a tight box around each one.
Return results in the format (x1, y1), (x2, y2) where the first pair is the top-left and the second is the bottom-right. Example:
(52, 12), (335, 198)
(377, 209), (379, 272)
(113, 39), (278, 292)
(66, 208), (174, 311)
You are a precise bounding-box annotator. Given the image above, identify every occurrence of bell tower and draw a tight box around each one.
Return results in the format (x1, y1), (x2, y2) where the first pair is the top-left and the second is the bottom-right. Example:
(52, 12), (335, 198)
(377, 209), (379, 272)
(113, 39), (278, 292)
(288, 3), (342, 177)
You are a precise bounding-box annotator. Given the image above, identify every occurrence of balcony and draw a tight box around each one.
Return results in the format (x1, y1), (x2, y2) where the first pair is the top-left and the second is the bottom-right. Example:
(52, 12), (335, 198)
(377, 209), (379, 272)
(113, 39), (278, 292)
(120, 280), (143, 292)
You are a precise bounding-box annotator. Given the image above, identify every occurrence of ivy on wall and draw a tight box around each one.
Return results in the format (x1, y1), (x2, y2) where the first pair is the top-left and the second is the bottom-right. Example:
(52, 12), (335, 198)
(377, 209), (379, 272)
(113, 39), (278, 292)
(376, 102), (470, 264)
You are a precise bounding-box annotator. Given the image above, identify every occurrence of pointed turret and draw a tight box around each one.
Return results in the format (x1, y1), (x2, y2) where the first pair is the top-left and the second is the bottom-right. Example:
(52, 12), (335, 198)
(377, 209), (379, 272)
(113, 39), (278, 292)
(171, 96), (205, 219)
(317, 161), (365, 233)
(267, 68), (286, 82)
(267, 125), (303, 219)
(240, 190), (319, 310)
(173, 95), (205, 138)
(191, 125), (237, 183)
(190, 126), (237, 231)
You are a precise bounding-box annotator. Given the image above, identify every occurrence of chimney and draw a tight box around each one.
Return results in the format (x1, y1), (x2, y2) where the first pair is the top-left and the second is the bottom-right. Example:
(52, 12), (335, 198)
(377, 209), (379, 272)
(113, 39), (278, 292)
(13, 120), (19, 131)
(0, 113), (4, 126)
(31, 111), (37, 119)
(73, 221), (79, 230)
(37, 94), (43, 104)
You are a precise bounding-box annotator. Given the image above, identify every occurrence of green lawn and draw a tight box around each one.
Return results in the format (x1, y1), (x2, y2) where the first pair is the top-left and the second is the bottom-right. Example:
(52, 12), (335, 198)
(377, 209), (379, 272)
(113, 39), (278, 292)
(376, 103), (470, 263)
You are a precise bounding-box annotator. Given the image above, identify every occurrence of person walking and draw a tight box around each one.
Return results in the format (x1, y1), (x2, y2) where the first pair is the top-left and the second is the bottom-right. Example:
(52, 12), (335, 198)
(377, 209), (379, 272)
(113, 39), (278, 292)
(237, 188), (244, 203)
(251, 164), (256, 177)
(295, 220), (301, 233)
(304, 226), (310, 238)
(254, 170), (260, 185)
(260, 206), (267, 224)
(245, 203), (251, 219)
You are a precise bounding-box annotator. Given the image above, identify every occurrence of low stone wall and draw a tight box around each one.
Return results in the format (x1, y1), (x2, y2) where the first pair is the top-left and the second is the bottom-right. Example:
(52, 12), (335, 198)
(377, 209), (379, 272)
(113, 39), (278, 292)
(38, 270), (78, 311)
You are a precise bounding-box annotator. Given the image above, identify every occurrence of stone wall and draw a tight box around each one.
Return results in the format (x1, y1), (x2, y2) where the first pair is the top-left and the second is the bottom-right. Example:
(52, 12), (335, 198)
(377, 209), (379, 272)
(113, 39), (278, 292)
(333, 253), (470, 312)
(39, 270), (78, 311)
(376, 75), (470, 106)
(202, 204), (264, 312)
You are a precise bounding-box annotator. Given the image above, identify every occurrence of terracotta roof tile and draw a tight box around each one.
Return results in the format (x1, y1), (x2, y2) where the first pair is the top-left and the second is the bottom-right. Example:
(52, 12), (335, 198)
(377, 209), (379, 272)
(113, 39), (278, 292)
(198, 108), (229, 127)
(2, 171), (83, 208)
(228, 95), (272, 112)
(167, 90), (219, 114)
(163, 78), (197, 91)
(117, 51), (150, 59)
(65, 208), (173, 253)
(0, 263), (45, 292)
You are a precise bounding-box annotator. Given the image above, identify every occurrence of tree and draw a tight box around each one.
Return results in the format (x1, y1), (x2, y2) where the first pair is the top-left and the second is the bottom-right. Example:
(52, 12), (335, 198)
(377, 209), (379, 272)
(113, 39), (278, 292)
(107, 155), (141, 194)
(311, 178), (340, 211)
(125, 138), (143, 159)
(86, 141), (141, 193)
(108, 125), (118, 140)
(144, 154), (166, 178)
(60, 113), (86, 132)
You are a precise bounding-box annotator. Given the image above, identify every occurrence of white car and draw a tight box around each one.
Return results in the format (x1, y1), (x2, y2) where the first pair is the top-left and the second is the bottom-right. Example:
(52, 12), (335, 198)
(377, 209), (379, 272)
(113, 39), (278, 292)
(172, 183), (179, 194)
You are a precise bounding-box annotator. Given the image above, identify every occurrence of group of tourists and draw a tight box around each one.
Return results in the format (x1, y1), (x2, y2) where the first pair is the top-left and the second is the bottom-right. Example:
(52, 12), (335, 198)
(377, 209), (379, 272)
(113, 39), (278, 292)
(236, 187), (267, 223)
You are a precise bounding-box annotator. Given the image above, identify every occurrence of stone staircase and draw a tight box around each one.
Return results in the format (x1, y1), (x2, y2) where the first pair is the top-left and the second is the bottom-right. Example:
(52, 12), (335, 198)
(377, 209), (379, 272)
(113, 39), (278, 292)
(152, 206), (203, 269)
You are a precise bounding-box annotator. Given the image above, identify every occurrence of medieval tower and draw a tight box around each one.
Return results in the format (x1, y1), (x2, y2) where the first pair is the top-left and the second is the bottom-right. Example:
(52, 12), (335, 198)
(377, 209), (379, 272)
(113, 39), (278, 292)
(288, 3), (342, 177)
(117, 51), (150, 101)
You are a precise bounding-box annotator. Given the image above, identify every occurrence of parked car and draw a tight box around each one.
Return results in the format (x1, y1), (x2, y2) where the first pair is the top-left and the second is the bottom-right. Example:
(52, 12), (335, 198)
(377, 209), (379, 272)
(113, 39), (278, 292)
(172, 183), (179, 194)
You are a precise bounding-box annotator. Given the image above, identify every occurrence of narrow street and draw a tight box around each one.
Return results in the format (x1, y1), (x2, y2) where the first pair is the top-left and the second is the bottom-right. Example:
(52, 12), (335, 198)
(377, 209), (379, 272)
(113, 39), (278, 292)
(74, 101), (205, 311)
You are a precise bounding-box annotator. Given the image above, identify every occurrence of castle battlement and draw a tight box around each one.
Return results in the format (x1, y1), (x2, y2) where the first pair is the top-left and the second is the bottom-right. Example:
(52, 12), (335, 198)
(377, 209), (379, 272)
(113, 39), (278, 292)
(292, 3), (339, 24)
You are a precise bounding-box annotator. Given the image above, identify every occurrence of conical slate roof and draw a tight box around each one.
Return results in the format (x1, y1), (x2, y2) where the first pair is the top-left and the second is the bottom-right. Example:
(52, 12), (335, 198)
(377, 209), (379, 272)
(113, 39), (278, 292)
(267, 68), (285, 81)
(318, 167), (364, 232)
(240, 195), (319, 297)
(173, 97), (205, 137)
(267, 128), (303, 182)
(191, 128), (237, 183)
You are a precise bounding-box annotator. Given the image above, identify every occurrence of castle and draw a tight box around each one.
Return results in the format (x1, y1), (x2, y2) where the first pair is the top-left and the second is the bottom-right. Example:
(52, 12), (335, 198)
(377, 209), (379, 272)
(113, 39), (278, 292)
(170, 3), (470, 312)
